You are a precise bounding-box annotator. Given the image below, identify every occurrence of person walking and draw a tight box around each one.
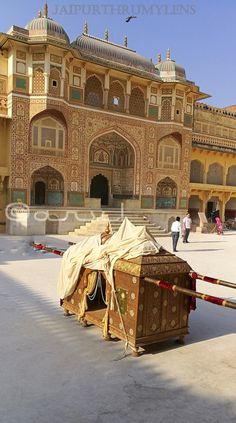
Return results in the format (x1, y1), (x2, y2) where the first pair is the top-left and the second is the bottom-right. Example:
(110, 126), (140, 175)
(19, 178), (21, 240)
(215, 216), (223, 235)
(183, 212), (192, 243)
(171, 216), (181, 252)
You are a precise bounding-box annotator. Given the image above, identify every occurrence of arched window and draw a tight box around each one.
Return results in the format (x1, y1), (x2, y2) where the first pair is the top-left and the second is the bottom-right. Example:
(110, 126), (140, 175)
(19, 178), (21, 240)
(158, 137), (181, 169)
(129, 87), (145, 117)
(190, 160), (204, 183)
(207, 163), (223, 185)
(32, 67), (45, 94)
(31, 117), (65, 153)
(161, 98), (172, 121)
(156, 177), (177, 208)
(85, 75), (103, 107)
(108, 81), (125, 112)
(226, 165), (236, 186)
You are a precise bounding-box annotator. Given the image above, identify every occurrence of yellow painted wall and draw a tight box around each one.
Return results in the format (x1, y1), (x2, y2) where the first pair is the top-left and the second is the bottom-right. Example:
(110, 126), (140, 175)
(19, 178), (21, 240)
(0, 119), (9, 167)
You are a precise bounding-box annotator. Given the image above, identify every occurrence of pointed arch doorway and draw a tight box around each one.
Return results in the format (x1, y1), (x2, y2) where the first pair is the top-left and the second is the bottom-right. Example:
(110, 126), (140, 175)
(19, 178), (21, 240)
(89, 131), (136, 207)
(35, 181), (46, 205)
(90, 174), (109, 206)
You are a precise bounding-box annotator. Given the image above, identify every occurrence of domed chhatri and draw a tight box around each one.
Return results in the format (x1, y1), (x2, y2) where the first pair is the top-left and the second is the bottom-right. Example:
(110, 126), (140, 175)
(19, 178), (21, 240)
(25, 2), (69, 44)
(155, 49), (186, 81)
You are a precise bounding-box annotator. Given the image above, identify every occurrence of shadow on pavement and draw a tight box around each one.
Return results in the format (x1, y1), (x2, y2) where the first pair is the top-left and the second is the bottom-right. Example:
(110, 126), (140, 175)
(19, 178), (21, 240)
(0, 262), (236, 423)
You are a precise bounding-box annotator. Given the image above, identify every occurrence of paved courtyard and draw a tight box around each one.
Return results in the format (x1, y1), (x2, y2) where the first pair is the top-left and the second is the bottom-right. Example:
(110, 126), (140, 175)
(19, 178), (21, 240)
(0, 230), (235, 423)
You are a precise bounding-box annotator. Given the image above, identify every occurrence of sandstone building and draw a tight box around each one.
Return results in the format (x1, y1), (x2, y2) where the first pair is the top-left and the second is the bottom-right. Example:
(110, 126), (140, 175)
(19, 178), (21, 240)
(0, 4), (236, 233)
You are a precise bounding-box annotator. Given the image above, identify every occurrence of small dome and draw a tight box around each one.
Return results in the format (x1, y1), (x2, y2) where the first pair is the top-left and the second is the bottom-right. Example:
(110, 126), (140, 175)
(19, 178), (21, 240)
(155, 50), (186, 81)
(25, 17), (69, 44)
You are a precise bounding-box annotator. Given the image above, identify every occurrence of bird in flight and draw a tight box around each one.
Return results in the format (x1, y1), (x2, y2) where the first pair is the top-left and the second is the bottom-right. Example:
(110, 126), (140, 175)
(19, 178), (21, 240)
(125, 16), (137, 23)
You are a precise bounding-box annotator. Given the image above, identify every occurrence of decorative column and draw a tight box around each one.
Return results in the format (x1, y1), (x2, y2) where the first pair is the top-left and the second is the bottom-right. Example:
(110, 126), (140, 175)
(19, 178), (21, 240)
(81, 63), (86, 88)
(44, 48), (50, 94)
(125, 94), (130, 113)
(125, 77), (132, 113)
(0, 176), (4, 193)
(199, 191), (211, 214)
(103, 89), (109, 109)
(171, 88), (176, 121)
(145, 83), (151, 118)
(103, 70), (110, 109)
(223, 165), (228, 186)
(221, 192), (231, 221)
(27, 49), (33, 94)
(203, 162), (209, 184)
(60, 55), (67, 98)
(157, 89), (162, 120)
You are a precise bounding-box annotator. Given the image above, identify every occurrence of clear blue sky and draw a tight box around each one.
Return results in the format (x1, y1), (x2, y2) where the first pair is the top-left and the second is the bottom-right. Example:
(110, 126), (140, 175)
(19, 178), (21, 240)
(1, 0), (235, 107)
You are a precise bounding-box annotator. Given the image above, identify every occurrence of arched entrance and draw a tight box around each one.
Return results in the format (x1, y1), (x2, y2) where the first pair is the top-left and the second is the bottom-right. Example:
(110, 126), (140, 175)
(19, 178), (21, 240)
(90, 174), (109, 206)
(35, 181), (46, 205)
(156, 177), (177, 208)
(31, 166), (64, 206)
(89, 132), (135, 207)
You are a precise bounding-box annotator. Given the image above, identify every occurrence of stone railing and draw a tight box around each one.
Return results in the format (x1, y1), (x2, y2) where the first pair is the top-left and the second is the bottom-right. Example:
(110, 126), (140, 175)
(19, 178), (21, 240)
(192, 132), (236, 151)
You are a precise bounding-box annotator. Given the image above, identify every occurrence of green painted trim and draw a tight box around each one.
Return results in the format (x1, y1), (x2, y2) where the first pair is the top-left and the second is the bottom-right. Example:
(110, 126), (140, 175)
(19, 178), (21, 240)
(149, 106), (158, 118)
(71, 88), (81, 100)
(141, 195), (154, 209)
(16, 77), (26, 90)
(68, 192), (84, 206)
(12, 190), (26, 203)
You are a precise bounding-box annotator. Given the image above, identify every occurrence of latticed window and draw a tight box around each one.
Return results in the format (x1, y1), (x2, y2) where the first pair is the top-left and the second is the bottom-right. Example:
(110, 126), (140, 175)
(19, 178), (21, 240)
(32, 67), (45, 94)
(85, 76), (103, 107)
(161, 98), (172, 121)
(108, 81), (125, 112)
(175, 99), (183, 122)
(49, 68), (61, 97)
(32, 117), (65, 152)
(129, 87), (145, 117)
(190, 160), (204, 183)
(158, 137), (180, 169)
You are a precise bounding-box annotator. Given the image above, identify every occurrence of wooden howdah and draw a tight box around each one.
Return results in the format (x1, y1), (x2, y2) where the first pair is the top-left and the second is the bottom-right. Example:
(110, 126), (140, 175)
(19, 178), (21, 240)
(61, 250), (192, 354)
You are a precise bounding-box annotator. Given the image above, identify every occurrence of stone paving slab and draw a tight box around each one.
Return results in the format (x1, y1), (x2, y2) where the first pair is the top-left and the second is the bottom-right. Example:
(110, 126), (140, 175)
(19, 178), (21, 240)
(0, 231), (235, 423)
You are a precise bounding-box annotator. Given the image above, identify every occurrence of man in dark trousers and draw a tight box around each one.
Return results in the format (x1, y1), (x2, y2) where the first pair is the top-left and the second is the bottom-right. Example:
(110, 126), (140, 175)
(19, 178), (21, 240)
(171, 216), (181, 252)
(183, 212), (192, 243)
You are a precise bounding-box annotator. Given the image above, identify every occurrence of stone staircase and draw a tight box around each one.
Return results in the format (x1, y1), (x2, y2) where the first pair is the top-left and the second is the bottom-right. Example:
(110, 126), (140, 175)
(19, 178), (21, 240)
(68, 215), (111, 236)
(68, 211), (169, 238)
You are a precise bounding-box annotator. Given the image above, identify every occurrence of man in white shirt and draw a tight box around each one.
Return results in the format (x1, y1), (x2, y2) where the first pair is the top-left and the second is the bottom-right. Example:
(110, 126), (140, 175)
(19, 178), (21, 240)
(183, 212), (192, 243)
(171, 216), (181, 252)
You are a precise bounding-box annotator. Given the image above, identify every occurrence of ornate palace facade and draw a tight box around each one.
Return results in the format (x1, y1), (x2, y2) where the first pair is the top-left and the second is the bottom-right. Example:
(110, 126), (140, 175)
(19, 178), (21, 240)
(0, 4), (236, 232)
